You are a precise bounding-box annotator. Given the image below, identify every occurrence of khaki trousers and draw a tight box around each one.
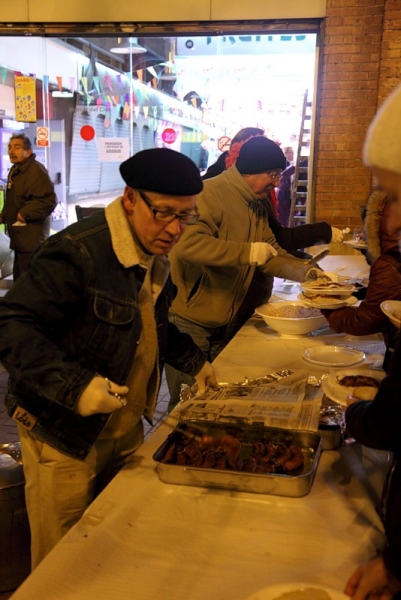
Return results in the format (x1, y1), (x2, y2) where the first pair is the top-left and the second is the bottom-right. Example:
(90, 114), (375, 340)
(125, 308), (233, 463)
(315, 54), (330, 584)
(18, 419), (144, 569)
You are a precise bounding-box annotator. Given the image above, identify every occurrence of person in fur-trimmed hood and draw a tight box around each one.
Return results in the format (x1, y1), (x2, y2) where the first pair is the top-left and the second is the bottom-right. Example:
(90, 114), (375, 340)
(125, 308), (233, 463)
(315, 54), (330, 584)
(322, 188), (401, 371)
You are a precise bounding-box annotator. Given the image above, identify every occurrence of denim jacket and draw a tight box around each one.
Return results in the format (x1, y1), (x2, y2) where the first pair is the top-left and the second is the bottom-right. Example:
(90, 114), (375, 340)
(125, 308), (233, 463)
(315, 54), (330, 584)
(0, 209), (205, 459)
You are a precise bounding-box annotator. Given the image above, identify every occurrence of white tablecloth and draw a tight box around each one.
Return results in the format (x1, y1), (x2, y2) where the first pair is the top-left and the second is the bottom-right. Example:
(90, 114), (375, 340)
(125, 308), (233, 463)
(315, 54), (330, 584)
(11, 254), (390, 600)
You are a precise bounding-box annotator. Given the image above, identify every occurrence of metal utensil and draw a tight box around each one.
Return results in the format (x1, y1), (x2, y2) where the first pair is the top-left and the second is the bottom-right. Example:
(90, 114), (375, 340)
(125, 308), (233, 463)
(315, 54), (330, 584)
(309, 248), (330, 263)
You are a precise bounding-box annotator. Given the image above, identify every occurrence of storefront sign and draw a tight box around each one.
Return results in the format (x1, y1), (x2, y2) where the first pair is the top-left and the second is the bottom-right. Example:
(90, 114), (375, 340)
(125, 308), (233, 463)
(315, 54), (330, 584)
(161, 128), (177, 144)
(36, 126), (50, 147)
(98, 138), (129, 162)
(14, 76), (37, 123)
(177, 34), (316, 57)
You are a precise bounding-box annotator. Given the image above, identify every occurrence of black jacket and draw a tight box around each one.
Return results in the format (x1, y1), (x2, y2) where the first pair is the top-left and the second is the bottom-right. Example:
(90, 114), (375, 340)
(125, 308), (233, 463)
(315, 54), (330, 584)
(2, 153), (57, 252)
(346, 337), (401, 581)
(0, 211), (206, 459)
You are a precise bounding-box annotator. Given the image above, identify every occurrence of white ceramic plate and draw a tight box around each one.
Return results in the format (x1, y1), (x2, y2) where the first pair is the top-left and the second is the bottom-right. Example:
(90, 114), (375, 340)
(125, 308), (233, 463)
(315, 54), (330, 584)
(301, 281), (357, 296)
(298, 293), (358, 310)
(302, 345), (365, 368)
(321, 367), (385, 405)
(343, 240), (367, 250)
(247, 582), (349, 600)
(380, 300), (401, 328)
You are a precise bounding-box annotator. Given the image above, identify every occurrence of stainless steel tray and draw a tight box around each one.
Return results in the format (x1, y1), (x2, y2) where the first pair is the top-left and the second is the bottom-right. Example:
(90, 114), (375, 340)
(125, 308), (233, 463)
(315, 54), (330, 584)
(153, 421), (323, 497)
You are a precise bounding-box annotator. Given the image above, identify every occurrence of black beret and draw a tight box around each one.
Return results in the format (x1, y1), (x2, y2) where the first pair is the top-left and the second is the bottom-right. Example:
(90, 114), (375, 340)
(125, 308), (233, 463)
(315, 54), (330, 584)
(236, 136), (286, 174)
(119, 148), (203, 195)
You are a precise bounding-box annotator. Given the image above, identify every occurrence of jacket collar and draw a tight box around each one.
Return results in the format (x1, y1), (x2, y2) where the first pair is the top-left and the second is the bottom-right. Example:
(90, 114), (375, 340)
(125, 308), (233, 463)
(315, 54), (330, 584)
(105, 197), (170, 279)
(12, 153), (36, 174)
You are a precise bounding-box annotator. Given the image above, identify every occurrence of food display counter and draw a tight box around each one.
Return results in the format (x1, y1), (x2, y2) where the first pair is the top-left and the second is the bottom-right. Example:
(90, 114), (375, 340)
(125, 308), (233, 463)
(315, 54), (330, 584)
(10, 255), (390, 600)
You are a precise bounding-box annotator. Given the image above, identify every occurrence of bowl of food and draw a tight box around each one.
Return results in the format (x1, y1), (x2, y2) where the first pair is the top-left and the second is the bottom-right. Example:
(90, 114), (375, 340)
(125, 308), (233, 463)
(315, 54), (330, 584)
(380, 300), (401, 328)
(255, 301), (327, 337)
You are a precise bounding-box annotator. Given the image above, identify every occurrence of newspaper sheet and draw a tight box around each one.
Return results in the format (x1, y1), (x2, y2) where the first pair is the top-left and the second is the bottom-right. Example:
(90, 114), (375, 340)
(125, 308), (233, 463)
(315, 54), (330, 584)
(175, 370), (323, 432)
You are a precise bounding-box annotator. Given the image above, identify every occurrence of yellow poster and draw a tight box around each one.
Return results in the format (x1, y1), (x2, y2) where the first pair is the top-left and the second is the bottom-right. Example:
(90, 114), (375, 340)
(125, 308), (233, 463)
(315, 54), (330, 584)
(14, 76), (37, 123)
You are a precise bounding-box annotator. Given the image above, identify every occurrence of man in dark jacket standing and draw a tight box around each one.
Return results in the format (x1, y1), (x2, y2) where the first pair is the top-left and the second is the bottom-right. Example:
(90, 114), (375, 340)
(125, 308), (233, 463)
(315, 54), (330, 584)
(0, 147), (216, 569)
(0, 133), (57, 279)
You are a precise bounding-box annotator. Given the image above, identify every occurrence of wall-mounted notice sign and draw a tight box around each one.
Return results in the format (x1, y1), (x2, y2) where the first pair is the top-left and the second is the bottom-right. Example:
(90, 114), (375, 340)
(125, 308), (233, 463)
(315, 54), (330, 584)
(98, 138), (129, 162)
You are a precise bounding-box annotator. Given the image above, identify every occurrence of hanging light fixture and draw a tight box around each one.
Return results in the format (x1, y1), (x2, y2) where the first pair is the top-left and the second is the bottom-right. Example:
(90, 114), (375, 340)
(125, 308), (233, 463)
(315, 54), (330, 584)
(110, 37), (147, 55)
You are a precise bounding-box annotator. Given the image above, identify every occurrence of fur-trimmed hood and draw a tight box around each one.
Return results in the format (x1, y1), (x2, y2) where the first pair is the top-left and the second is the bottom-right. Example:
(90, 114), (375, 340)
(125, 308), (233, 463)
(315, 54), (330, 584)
(364, 189), (399, 262)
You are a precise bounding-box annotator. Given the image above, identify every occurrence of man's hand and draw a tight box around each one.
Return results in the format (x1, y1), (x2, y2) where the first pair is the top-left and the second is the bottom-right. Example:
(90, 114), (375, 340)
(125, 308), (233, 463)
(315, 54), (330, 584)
(344, 557), (399, 600)
(76, 376), (129, 416)
(194, 361), (218, 395)
(16, 212), (26, 224)
(331, 227), (344, 243)
(304, 267), (325, 281)
(249, 242), (278, 265)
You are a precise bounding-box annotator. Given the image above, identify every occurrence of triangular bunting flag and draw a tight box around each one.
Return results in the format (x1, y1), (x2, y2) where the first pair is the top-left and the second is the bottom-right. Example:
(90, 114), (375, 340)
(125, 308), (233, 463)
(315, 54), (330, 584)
(80, 77), (88, 94)
(93, 76), (101, 94)
(104, 75), (113, 91)
(134, 106), (140, 118)
(0, 67), (7, 85)
(123, 102), (130, 120)
(116, 74), (124, 90)
(147, 66), (158, 79)
(56, 76), (63, 92)
(69, 77), (76, 93)
(143, 106), (149, 118)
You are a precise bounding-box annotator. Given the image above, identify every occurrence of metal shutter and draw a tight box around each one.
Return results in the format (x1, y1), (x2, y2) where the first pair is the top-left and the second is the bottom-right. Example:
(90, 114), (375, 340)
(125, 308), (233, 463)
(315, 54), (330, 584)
(141, 125), (155, 150)
(69, 111), (102, 195)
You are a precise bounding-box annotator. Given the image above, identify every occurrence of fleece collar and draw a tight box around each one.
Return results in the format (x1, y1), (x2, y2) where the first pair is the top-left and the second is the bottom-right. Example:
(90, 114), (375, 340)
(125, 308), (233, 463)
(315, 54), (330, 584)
(105, 197), (170, 299)
(105, 197), (145, 268)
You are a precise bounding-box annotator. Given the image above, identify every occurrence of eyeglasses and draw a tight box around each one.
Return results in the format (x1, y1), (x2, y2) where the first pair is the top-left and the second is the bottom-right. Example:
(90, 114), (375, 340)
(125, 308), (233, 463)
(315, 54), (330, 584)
(138, 190), (199, 225)
(265, 170), (282, 181)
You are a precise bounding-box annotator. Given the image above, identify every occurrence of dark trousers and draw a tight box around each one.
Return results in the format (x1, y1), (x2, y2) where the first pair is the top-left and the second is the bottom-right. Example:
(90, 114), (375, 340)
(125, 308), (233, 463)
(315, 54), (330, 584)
(13, 251), (34, 281)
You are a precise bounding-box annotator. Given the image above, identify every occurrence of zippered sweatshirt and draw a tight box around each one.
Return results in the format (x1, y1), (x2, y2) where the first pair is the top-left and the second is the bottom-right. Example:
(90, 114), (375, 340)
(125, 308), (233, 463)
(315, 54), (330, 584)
(170, 165), (312, 328)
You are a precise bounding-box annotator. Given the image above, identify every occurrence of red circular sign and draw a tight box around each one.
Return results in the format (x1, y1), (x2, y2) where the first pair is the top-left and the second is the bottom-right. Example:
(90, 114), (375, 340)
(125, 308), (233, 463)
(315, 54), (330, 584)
(162, 128), (177, 144)
(217, 136), (231, 152)
(80, 125), (95, 142)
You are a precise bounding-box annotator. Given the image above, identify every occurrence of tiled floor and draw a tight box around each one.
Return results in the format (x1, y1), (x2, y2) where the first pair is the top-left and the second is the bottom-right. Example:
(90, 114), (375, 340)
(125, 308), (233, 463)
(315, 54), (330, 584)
(0, 364), (170, 599)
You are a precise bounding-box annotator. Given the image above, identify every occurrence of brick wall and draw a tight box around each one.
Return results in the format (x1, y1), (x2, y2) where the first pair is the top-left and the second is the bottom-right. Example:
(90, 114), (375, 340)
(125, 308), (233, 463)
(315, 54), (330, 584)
(315, 0), (386, 229)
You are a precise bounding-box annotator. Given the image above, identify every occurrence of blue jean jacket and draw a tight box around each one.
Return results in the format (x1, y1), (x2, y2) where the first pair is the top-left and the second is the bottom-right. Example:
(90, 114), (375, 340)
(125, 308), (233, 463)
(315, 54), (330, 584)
(0, 211), (205, 459)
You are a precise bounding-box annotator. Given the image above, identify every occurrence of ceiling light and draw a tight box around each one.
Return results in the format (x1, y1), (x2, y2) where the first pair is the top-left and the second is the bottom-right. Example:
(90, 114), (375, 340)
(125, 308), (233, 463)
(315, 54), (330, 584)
(110, 37), (147, 55)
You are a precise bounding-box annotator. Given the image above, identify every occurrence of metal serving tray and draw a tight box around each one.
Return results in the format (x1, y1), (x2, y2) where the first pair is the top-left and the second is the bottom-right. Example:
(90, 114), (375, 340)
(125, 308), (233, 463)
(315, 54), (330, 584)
(153, 421), (323, 498)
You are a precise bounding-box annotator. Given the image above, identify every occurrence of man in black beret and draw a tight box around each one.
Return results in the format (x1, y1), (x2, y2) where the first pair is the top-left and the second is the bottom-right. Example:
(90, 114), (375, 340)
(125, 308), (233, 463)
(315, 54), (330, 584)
(0, 147), (217, 569)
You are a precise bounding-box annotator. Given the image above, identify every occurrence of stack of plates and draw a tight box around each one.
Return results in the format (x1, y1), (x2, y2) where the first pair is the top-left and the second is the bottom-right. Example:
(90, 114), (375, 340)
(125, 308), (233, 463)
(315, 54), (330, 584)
(299, 278), (358, 309)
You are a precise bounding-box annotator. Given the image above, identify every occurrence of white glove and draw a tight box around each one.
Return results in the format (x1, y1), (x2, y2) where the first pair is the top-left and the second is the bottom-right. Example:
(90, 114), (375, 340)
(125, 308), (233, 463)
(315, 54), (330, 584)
(331, 227), (344, 243)
(249, 242), (278, 266)
(194, 361), (218, 396)
(76, 376), (129, 416)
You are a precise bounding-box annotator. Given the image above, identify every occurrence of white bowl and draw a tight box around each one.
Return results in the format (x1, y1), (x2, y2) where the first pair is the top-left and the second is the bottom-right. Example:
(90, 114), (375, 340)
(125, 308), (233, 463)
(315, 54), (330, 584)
(380, 300), (401, 328)
(255, 301), (327, 337)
